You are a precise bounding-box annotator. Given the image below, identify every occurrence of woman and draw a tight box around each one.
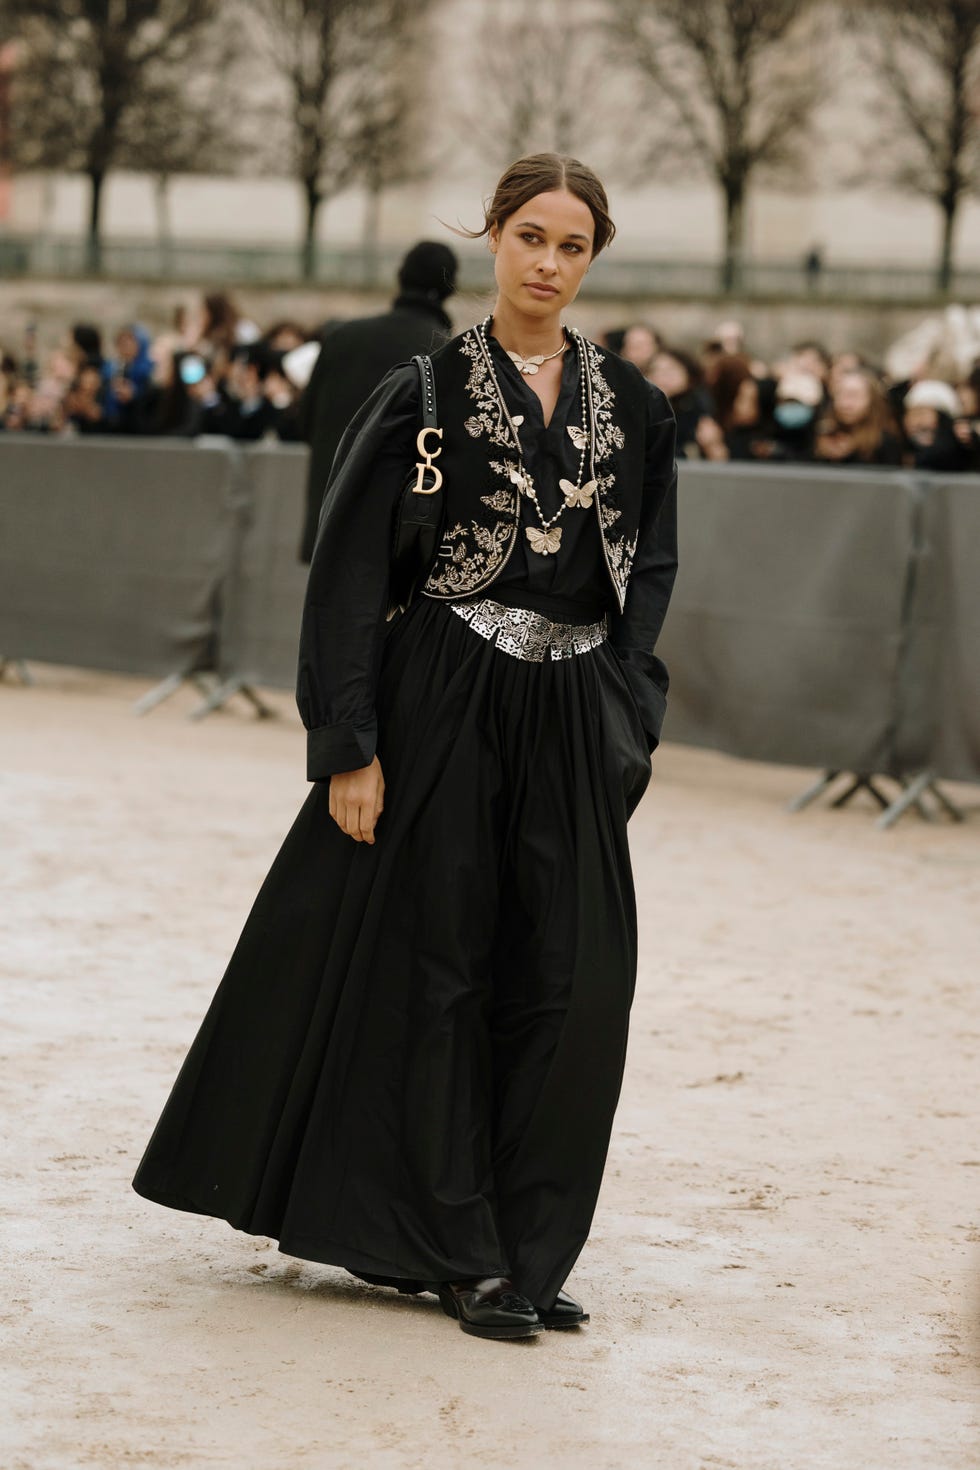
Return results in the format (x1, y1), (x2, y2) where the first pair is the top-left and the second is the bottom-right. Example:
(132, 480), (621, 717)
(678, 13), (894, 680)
(649, 343), (725, 461)
(706, 353), (777, 461)
(814, 368), (903, 466)
(132, 154), (679, 1342)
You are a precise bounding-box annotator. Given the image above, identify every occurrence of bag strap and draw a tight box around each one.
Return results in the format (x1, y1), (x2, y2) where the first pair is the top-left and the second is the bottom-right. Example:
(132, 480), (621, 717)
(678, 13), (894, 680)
(412, 354), (437, 430)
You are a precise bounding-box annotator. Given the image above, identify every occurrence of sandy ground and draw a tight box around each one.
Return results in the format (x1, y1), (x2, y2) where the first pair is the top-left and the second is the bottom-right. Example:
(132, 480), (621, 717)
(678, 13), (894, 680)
(2, 664), (979, 1470)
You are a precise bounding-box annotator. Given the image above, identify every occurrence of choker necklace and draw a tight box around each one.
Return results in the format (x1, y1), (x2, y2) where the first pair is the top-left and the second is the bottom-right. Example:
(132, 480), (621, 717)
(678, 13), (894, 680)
(503, 334), (568, 376)
(477, 315), (596, 556)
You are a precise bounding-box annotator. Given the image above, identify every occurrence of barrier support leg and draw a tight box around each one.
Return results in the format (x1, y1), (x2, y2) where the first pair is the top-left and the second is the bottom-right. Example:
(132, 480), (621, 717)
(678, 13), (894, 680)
(876, 771), (966, 830)
(830, 774), (891, 810)
(0, 658), (34, 685)
(133, 671), (219, 716)
(188, 675), (275, 722)
(788, 769), (841, 812)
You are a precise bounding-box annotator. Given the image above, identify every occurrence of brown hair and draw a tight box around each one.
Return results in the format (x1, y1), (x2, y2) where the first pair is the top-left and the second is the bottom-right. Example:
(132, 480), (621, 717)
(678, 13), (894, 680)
(706, 354), (756, 431)
(818, 369), (899, 462)
(454, 153), (616, 258)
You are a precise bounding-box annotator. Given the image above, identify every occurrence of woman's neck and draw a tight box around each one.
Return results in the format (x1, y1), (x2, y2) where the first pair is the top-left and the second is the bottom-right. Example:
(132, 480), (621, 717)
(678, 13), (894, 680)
(487, 297), (566, 358)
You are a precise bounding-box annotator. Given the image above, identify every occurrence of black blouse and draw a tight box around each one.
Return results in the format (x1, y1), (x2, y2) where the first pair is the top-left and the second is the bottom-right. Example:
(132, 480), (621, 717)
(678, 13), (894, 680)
(483, 331), (612, 621)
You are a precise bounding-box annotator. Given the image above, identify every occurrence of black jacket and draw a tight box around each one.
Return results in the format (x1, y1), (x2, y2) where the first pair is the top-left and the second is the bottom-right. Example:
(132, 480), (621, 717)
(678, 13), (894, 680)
(297, 291), (453, 562)
(297, 326), (678, 779)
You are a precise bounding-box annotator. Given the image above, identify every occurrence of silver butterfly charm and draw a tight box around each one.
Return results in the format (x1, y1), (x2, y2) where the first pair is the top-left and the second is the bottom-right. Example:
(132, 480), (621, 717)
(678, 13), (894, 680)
(509, 465), (534, 496)
(526, 525), (563, 555)
(560, 477), (597, 509)
(567, 425), (589, 450)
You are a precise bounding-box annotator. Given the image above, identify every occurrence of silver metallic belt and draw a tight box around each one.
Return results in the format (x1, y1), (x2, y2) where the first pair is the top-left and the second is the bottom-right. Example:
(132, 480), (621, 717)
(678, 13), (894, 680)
(449, 597), (609, 662)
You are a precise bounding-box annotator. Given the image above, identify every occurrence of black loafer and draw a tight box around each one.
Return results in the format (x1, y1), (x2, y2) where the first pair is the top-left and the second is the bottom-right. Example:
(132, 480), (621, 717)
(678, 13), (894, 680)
(438, 1275), (543, 1339)
(536, 1290), (589, 1329)
(348, 1270), (428, 1295)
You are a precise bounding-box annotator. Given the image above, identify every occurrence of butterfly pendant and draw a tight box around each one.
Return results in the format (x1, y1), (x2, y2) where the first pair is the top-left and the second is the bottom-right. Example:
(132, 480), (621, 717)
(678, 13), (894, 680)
(560, 477), (597, 509)
(567, 425), (589, 450)
(509, 465), (533, 496)
(508, 353), (544, 375)
(526, 525), (563, 555)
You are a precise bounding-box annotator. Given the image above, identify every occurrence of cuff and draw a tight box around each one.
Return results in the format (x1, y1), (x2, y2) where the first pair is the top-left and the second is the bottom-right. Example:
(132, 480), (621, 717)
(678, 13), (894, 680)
(306, 719), (377, 781)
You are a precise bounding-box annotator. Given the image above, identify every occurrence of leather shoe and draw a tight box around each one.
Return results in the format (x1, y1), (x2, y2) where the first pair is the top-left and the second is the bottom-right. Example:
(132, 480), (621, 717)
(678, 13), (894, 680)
(438, 1275), (543, 1339)
(536, 1289), (589, 1329)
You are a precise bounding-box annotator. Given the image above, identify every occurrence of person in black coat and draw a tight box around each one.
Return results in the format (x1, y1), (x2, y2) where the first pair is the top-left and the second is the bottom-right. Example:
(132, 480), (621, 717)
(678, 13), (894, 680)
(297, 241), (458, 562)
(132, 156), (678, 1343)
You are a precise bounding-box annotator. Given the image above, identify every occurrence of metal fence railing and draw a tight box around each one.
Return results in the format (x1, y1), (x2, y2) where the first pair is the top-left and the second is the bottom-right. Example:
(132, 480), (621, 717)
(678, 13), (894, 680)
(1, 231), (979, 301)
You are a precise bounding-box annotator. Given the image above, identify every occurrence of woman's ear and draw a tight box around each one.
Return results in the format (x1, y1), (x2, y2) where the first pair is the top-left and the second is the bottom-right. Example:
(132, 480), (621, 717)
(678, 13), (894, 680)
(488, 222), (499, 255)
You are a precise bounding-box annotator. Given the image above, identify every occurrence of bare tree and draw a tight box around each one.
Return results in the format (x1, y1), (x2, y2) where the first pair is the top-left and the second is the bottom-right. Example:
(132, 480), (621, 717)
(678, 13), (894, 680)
(249, 0), (363, 281)
(118, 35), (244, 267)
(604, 0), (825, 289)
(7, 0), (222, 272)
(849, 0), (980, 292)
(346, 0), (436, 283)
(250, 0), (435, 280)
(459, 0), (613, 172)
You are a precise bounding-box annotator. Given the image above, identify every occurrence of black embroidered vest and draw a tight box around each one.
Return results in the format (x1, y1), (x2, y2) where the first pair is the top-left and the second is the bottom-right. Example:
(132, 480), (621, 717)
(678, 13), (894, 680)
(421, 325), (649, 612)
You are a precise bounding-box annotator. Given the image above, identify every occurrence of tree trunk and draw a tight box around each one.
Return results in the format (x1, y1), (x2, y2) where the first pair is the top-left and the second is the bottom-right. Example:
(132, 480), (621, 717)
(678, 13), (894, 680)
(302, 179), (322, 282)
(721, 180), (745, 294)
(154, 174), (174, 278)
(362, 185), (381, 288)
(937, 192), (957, 294)
(86, 169), (105, 276)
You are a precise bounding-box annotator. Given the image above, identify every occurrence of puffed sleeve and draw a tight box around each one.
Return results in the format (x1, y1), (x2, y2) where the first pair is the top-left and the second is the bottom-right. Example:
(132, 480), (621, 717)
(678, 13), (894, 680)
(296, 362), (419, 780)
(609, 383), (678, 752)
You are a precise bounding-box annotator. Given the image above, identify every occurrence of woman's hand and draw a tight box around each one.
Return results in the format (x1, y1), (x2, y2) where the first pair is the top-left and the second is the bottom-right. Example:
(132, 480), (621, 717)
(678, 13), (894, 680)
(329, 756), (385, 844)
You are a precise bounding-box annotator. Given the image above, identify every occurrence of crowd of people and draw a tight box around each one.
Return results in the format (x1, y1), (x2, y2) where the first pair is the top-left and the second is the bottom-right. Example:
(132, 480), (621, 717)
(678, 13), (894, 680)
(2, 287), (979, 473)
(614, 319), (980, 474)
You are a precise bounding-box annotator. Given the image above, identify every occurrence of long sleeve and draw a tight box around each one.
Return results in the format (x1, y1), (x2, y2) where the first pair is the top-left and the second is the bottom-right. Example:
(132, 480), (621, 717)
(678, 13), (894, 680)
(296, 363), (419, 779)
(609, 386), (679, 752)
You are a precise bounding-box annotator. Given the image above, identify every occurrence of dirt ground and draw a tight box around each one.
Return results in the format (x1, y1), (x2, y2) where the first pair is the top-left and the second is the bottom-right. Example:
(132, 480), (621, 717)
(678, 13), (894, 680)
(3, 664), (979, 1470)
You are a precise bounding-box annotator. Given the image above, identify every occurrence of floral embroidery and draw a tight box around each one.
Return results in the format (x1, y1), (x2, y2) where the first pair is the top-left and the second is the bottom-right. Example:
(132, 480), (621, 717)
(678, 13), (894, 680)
(480, 488), (514, 512)
(425, 518), (514, 596)
(581, 336), (632, 606)
(458, 332), (513, 449)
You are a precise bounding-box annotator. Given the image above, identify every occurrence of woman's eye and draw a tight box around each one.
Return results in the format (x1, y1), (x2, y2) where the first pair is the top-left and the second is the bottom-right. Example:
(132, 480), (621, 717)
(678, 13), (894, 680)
(521, 232), (540, 244)
(562, 243), (583, 253)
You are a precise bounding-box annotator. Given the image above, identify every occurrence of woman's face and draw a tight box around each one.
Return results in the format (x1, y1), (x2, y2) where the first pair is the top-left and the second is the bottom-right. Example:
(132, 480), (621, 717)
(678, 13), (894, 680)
(489, 189), (594, 319)
(651, 351), (689, 398)
(622, 325), (658, 372)
(833, 372), (872, 426)
(731, 376), (759, 425)
(904, 405), (938, 444)
(116, 329), (139, 363)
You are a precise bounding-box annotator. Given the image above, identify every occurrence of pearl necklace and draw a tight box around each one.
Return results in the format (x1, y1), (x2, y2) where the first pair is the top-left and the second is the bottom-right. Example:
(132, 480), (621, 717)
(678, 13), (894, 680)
(477, 315), (597, 556)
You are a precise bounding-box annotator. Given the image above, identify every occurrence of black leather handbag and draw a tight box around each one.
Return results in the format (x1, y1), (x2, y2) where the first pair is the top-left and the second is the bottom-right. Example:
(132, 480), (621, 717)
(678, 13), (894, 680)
(389, 354), (445, 615)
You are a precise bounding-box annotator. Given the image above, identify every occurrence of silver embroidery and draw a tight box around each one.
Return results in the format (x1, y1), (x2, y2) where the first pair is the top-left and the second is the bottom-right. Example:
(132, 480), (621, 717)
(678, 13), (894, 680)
(583, 338), (632, 603)
(448, 598), (608, 662)
(425, 329), (521, 597)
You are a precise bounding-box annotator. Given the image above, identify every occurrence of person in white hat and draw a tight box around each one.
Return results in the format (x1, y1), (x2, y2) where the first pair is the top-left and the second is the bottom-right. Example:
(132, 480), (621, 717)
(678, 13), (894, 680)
(902, 380), (977, 471)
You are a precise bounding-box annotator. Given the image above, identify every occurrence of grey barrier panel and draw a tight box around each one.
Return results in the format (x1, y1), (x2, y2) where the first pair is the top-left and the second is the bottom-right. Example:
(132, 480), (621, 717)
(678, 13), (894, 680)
(0, 434), (244, 679)
(658, 462), (919, 772)
(216, 441), (310, 690)
(915, 476), (980, 782)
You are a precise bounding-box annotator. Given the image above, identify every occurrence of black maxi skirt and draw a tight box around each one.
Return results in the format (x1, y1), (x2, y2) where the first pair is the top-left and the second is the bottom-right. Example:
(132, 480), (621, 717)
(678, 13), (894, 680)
(132, 594), (652, 1310)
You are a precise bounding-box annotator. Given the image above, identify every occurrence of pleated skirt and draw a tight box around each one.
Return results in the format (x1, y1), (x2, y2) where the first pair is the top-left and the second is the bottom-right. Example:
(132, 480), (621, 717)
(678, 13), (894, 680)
(132, 594), (652, 1310)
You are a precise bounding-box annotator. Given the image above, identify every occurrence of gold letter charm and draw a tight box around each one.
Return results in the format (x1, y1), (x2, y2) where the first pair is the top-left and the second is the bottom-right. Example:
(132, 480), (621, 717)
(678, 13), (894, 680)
(413, 425), (443, 494)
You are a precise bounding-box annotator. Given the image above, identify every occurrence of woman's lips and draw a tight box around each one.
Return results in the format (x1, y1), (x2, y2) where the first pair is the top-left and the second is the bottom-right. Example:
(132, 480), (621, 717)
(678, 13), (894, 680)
(525, 283), (559, 297)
